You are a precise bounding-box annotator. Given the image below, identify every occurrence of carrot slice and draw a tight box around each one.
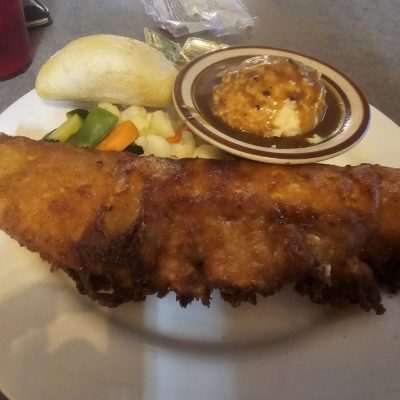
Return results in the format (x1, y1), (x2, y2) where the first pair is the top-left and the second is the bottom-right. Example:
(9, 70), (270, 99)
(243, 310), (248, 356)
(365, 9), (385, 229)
(96, 120), (139, 151)
(167, 129), (183, 144)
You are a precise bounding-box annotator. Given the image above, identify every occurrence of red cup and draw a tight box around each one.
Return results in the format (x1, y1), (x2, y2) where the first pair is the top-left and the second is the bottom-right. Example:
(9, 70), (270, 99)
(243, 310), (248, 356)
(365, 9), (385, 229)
(0, 0), (32, 80)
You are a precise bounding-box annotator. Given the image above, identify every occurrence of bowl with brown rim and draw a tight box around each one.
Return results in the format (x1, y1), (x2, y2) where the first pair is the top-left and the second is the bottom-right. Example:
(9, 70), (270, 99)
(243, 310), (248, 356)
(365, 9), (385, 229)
(173, 46), (370, 164)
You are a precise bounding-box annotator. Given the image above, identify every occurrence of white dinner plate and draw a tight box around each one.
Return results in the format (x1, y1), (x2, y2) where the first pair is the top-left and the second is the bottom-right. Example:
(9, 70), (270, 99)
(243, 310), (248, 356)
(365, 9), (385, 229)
(1, 90), (400, 400)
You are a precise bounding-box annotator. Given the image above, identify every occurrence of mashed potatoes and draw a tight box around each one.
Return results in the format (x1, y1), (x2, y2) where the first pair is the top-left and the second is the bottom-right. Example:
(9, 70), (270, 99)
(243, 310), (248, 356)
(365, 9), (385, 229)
(212, 56), (327, 137)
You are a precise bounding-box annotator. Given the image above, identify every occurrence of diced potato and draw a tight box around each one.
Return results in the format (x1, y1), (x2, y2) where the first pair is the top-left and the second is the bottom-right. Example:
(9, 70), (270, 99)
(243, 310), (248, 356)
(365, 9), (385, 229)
(164, 105), (185, 132)
(98, 102), (120, 119)
(143, 135), (172, 158)
(135, 136), (147, 150)
(180, 130), (196, 148)
(169, 130), (196, 158)
(193, 144), (225, 159)
(170, 143), (194, 158)
(121, 106), (150, 134)
(148, 110), (174, 139)
(129, 108), (225, 160)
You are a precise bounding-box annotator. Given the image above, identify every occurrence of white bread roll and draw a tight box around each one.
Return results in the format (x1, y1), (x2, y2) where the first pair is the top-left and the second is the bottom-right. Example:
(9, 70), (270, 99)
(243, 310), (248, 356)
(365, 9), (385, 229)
(35, 35), (178, 107)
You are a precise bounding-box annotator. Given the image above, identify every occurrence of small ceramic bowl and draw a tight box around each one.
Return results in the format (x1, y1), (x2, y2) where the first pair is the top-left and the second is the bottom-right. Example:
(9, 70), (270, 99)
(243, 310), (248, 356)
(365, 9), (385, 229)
(173, 46), (370, 164)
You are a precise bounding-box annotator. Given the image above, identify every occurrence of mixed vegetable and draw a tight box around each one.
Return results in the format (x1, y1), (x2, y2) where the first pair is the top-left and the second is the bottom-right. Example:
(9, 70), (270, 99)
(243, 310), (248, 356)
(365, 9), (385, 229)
(44, 103), (225, 159)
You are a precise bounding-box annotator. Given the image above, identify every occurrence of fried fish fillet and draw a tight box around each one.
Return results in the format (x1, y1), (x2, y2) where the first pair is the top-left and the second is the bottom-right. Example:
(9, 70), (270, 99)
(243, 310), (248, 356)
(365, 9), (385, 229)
(1, 134), (400, 314)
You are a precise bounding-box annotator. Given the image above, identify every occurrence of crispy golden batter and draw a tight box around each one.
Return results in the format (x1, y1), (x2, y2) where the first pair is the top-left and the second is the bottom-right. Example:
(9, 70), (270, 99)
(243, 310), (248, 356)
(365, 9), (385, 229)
(1, 134), (400, 313)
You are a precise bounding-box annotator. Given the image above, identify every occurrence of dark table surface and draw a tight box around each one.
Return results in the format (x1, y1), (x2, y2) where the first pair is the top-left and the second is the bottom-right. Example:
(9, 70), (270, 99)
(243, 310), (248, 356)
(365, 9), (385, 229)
(0, 0), (399, 125)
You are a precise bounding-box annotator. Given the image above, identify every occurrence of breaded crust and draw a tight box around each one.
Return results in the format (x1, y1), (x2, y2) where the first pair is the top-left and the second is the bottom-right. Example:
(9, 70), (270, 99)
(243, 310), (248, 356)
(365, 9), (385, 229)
(1, 134), (400, 313)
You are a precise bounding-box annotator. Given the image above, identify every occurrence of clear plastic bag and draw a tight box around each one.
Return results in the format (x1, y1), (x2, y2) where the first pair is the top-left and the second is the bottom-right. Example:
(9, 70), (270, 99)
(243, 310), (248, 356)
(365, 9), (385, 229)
(142, 0), (255, 37)
(144, 28), (229, 66)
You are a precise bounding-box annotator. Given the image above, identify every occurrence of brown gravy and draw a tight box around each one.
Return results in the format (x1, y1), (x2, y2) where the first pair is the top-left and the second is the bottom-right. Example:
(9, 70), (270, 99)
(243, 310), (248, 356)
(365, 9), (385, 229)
(192, 56), (346, 149)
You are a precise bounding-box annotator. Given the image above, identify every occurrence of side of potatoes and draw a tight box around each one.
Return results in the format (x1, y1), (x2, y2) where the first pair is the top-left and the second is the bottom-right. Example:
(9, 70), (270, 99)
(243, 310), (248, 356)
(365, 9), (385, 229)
(98, 103), (225, 159)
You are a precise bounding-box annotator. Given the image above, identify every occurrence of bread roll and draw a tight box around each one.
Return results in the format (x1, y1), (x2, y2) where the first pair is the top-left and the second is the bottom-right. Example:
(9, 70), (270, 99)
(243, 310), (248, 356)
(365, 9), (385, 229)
(35, 35), (178, 107)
